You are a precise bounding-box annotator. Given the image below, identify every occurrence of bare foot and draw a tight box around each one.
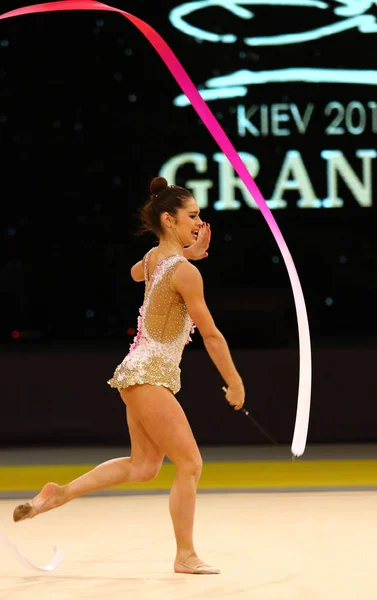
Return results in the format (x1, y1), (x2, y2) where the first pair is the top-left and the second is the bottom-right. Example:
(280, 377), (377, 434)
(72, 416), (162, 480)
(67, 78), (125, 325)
(174, 553), (220, 575)
(13, 482), (65, 522)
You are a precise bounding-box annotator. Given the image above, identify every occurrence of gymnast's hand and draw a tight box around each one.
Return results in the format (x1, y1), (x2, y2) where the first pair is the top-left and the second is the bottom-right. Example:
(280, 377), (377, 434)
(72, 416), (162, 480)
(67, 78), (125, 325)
(222, 384), (245, 411)
(184, 222), (211, 260)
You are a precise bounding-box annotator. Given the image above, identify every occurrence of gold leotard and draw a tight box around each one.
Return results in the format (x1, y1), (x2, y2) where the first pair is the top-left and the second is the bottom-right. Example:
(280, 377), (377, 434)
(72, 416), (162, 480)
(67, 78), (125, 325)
(107, 249), (195, 395)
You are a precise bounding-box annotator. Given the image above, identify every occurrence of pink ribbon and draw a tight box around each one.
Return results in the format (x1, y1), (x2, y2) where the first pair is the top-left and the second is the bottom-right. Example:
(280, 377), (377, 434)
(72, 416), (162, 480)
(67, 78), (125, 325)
(0, 1), (312, 457)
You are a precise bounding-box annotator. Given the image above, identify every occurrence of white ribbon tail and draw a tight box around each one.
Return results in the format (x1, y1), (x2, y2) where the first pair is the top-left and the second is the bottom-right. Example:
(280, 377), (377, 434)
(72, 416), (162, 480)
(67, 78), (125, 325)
(290, 278), (312, 457)
(0, 528), (64, 572)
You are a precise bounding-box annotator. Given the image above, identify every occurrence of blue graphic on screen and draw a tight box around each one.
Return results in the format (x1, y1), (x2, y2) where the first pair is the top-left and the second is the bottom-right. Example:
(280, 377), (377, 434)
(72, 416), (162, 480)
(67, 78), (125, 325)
(169, 1), (377, 45)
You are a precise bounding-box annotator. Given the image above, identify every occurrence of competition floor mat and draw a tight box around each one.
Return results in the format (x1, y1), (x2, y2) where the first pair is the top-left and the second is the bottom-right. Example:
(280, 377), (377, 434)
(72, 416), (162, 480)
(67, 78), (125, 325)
(1, 492), (377, 599)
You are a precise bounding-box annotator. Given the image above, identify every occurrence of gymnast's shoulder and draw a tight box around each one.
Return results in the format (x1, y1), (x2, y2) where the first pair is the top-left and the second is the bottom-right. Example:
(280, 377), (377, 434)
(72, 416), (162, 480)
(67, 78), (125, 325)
(171, 260), (203, 293)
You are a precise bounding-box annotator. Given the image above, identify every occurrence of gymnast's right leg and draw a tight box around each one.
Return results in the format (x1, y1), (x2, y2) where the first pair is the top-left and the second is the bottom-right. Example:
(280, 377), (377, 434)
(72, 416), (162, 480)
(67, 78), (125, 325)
(120, 384), (220, 574)
(13, 398), (164, 522)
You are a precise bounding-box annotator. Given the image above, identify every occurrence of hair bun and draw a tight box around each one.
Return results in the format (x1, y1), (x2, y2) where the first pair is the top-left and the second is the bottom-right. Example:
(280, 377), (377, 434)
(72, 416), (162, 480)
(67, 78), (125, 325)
(150, 176), (168, 196)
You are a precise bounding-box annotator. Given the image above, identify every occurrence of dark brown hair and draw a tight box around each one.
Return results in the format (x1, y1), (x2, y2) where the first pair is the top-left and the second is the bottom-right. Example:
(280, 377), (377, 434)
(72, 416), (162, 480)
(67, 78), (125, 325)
(140, 177), (193, 237)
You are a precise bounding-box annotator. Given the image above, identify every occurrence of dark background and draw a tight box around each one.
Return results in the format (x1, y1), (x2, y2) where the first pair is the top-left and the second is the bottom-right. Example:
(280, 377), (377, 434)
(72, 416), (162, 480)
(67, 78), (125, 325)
(1, 1), (376, 446)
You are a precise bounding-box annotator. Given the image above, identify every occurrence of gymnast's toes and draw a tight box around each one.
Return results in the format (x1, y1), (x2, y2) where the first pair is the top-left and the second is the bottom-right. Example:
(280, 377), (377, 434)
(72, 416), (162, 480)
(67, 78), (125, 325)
(13, 502), (35, 522)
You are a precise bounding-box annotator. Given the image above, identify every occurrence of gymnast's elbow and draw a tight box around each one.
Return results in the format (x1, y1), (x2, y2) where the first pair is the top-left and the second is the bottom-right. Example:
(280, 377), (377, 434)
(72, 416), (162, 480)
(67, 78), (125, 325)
(130, 261), (144, 282)
(202, 327), (224, 345)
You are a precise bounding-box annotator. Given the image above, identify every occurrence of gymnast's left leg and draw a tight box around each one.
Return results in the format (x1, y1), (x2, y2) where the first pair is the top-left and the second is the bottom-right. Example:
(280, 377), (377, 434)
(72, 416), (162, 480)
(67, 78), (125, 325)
(13, 403), (164, 521)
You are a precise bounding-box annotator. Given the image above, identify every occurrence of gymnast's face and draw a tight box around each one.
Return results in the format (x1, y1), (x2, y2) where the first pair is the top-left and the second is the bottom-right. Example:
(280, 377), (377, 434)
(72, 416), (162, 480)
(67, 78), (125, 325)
(160, 196), (202, 247)
(173, 197), (203, 246)
(161, 196), (202, 246)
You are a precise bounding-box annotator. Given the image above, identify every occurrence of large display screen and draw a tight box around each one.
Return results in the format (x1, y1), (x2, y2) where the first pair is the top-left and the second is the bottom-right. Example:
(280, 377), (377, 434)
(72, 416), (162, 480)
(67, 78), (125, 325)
(161, 1), (377, 214)
(1, 1), (376, 346)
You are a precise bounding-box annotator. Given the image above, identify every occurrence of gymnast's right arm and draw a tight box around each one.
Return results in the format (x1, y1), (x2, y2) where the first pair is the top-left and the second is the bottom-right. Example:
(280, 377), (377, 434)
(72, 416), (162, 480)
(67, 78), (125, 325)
(172, 262), (245, 410)
(130, 258), (145, 282)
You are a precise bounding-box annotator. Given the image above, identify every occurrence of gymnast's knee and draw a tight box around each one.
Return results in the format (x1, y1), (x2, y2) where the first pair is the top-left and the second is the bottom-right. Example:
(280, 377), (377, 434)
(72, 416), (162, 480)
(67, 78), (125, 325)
(176, 456), (203, 481)
(131, 461), (162, 482)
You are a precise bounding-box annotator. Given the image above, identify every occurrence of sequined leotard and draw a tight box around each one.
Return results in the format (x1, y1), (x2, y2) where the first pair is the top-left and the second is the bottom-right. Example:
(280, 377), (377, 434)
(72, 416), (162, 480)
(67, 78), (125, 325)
(107, 248), (195, 395)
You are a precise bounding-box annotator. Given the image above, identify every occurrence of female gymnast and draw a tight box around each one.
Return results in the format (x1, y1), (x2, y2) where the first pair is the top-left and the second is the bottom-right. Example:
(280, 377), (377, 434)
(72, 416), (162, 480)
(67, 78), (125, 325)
(13, 176), (245, 575)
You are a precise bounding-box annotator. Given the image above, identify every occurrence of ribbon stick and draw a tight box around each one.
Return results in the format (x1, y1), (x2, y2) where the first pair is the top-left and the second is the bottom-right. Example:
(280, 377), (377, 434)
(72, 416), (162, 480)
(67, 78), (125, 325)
(0, 1), (312, 457)
(0, 528), (64, 571)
